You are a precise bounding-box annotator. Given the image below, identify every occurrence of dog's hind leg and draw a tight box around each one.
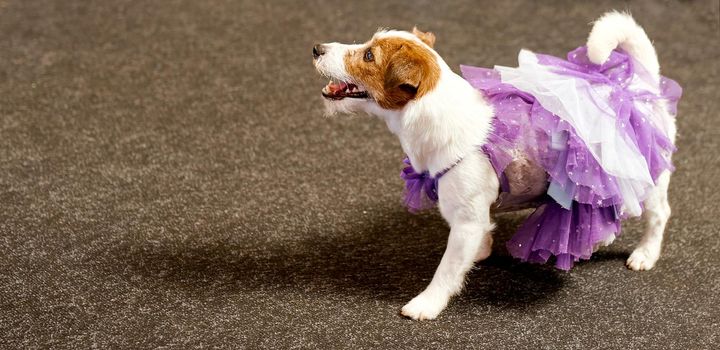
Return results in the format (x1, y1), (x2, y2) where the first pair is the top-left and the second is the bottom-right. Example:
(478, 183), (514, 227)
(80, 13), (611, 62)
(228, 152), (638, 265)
(626, 80), (676, 271)
(474, 233), (493, 262)
(587, 13), (676, 271)
(400, 153), (498, 320)
(627, 170), (672, 271)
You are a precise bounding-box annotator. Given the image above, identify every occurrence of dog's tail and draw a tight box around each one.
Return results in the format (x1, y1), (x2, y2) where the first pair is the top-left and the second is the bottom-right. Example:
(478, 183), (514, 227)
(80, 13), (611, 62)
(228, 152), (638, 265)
(587, 11), (659, 77)
(588, 11), (677, 144)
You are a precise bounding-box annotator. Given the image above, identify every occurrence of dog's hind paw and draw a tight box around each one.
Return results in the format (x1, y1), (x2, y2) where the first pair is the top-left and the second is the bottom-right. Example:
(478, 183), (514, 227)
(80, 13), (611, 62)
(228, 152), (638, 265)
(400, 291), (448, 321)
(626, 246), (660, 271)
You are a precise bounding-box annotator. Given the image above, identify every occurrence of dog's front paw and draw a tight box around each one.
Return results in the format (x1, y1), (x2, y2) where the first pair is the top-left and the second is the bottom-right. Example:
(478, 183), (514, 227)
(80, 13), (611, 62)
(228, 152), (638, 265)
(400, 291), (448, 321)
(626, 246), (660, 271)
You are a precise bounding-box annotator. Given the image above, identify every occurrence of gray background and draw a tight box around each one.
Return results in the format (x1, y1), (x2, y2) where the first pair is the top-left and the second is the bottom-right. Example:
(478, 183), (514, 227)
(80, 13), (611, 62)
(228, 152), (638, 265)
(1, 0), (718, 348)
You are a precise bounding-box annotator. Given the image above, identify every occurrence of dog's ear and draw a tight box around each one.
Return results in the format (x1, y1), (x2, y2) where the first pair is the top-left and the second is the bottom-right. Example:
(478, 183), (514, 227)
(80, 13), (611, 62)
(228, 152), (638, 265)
(383, 52), (421, 108)
(412, 27), (435, 48)
(380, 44), (437, 109)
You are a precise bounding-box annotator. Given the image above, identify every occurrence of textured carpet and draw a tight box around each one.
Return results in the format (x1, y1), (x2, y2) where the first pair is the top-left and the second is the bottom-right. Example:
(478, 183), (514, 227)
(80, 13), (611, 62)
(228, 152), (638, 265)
(1, 0), (718, 348)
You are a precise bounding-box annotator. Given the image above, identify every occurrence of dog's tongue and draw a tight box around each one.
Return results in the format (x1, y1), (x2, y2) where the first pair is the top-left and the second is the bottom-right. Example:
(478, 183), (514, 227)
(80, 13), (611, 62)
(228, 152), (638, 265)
(327, 81), (348, 94)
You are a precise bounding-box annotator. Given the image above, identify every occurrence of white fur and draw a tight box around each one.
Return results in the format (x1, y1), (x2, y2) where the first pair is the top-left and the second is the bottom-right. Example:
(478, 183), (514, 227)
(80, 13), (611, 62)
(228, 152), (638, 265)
(315, 12), (674, 319)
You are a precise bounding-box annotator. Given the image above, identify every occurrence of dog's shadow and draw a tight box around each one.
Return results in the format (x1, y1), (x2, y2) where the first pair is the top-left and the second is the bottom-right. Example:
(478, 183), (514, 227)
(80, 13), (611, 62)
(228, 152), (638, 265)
(111, 209), (618, 308)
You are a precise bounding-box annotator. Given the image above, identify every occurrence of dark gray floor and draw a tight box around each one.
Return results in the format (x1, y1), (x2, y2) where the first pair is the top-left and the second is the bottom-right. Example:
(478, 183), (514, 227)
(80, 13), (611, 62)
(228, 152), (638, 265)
(1, 0), (719, 348)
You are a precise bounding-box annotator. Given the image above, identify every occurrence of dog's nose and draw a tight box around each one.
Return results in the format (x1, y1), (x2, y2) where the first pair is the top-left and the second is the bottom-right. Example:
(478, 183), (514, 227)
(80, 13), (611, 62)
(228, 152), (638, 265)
(313, 44), (325, 59)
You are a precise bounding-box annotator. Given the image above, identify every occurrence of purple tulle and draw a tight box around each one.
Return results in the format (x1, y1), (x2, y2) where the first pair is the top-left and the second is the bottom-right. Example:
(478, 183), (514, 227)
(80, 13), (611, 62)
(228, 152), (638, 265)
(466, 46), (680, 269)
(400, 46), (681, 270)
(506, 201), (621, 270)
(465, 68), (628, 209)
(534, 46), (681, 181)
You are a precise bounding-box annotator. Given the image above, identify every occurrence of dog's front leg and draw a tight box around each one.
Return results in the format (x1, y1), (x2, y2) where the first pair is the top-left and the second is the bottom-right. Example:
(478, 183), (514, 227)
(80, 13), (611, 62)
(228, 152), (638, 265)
(400, 154), (498, 320)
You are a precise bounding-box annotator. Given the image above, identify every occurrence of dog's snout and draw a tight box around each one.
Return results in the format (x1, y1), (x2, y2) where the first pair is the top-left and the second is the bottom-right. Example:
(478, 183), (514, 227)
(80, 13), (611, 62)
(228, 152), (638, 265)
(312, 44), (326, 59)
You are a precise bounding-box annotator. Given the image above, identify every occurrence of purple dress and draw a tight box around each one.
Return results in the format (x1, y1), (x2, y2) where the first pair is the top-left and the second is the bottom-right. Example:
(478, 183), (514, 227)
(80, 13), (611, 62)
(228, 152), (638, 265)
(401, 46), (682, 270)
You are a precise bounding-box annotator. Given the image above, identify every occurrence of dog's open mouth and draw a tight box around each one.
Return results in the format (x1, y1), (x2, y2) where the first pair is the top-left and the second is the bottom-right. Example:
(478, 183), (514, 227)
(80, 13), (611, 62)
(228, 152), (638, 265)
(321, 80), (369, 100)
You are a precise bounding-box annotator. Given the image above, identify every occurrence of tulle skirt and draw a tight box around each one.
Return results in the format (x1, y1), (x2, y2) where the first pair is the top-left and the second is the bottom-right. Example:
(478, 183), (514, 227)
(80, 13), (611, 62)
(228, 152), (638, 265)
(460, 46), (681, 270)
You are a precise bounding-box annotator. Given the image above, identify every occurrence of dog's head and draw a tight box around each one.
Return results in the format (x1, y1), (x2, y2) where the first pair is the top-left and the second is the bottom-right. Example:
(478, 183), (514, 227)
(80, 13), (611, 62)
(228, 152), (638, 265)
(312, 28), (442, 115)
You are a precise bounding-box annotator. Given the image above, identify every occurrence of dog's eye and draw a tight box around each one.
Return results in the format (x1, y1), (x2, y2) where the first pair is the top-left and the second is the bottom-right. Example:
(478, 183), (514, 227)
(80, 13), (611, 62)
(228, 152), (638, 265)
(363, 48), (374, 62)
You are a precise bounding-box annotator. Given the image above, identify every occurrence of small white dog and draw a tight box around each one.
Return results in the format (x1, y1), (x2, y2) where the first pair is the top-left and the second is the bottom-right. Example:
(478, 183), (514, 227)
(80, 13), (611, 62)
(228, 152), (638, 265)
(312, 12), (678, 320)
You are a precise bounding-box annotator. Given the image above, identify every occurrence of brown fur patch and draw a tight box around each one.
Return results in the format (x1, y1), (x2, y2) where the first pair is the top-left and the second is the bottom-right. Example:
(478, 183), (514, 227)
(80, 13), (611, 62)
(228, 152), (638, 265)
(343, 35), (440, 110)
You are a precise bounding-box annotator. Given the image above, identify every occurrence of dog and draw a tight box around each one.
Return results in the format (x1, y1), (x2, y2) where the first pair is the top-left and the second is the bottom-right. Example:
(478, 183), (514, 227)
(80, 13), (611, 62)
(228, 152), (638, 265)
(312, 12), (678, 320)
